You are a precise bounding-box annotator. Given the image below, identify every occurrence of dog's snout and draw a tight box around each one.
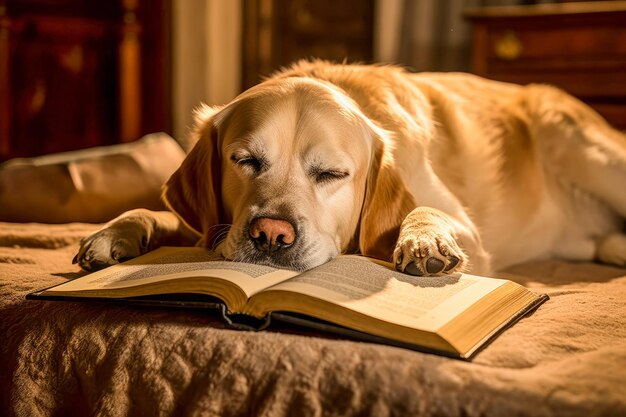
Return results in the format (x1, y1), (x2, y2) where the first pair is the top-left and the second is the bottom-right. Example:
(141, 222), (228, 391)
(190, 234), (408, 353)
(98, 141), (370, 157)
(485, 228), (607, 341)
(249, 217), (296, 254)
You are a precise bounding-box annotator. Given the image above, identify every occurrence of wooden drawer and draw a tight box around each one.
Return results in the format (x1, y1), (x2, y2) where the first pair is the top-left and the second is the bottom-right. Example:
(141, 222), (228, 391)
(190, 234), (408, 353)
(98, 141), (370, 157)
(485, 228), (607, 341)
(485, 27), (626, 72)
(0, 0), (172, 161)
(486, 71), (626, 99)
(466, 1), (626, 130)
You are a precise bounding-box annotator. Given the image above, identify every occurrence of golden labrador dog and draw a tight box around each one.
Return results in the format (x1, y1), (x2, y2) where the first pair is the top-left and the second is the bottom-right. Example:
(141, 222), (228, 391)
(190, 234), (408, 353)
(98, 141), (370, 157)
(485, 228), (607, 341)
(74, 61), (626, 277)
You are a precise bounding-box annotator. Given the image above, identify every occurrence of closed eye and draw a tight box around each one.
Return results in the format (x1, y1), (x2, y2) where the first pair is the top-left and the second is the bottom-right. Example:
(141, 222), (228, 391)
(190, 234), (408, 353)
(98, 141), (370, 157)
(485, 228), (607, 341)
(231, 154), (265, 173)
(313, 169), (349, 184)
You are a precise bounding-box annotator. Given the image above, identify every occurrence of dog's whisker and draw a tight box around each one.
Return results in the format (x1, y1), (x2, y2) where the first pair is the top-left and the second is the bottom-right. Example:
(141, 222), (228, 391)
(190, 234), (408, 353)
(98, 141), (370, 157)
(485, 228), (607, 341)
(210, 234), (229, 251)
(207, 223), (232, 231)
(210, 228), (231, 249)
(205, 224), (233, 251)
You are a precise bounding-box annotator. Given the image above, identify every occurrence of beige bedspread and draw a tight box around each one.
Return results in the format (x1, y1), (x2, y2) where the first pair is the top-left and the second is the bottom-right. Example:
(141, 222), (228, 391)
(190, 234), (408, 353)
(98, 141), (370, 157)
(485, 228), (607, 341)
(1, 222), (625, 417)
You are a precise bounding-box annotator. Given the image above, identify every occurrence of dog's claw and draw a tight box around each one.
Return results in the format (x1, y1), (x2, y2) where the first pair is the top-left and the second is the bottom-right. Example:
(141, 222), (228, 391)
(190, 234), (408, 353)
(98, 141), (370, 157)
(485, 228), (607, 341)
(73, 220), (150, 271)
(393, 227), (466, 277)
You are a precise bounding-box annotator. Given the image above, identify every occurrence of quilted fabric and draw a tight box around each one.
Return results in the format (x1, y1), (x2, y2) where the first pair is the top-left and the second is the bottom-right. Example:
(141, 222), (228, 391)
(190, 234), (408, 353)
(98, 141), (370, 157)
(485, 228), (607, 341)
(1, 222), (625, 417)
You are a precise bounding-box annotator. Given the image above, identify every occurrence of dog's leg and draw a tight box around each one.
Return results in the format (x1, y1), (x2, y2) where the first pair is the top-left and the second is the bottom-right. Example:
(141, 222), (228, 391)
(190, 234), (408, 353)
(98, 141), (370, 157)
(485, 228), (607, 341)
(529, 85), (626, 218)
(393, 207), (492, 277)
(596, 233), (626, 266)
(527, 86), (626, 266)
(73, 209), (198, 271)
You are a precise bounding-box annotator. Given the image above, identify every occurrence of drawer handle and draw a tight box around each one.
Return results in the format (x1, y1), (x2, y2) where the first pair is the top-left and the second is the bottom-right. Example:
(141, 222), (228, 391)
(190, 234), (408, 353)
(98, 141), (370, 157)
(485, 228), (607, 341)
(495, 31), (522, 60)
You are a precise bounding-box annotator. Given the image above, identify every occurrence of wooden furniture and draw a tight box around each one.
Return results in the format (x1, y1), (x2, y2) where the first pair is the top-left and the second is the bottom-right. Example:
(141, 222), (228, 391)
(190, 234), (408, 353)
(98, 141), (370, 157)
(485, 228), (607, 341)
(242, 0), (375, 89)
(466, 1), (626, 130)
(0, 0), (171, 161)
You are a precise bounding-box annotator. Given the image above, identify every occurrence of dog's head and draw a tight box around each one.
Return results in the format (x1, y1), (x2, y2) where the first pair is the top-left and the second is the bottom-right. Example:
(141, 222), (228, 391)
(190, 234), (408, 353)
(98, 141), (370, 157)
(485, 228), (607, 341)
(163, 76), (415, 270)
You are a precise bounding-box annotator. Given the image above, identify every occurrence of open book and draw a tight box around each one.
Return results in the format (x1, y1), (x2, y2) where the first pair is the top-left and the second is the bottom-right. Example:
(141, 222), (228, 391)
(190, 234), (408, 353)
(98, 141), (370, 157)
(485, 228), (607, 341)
(28, 247), (548, 359)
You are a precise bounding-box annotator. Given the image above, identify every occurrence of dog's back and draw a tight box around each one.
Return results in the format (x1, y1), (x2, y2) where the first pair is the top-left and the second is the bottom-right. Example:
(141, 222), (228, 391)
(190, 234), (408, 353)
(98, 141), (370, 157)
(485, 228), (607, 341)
(73, 61), (626, 273)
(278, 61), (626, 269)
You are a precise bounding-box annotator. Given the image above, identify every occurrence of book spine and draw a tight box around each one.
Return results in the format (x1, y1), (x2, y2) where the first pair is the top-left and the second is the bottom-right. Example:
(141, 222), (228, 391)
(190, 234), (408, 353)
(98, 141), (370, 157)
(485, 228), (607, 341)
(221, 305), (272, 331)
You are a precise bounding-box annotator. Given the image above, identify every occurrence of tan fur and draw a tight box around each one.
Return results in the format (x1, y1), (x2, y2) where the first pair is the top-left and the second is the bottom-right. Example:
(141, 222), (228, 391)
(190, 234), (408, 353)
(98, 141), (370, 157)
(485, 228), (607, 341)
(359, 142), (417, 261)
(162, 105), (225, 241)
(75, 61), (626, 276)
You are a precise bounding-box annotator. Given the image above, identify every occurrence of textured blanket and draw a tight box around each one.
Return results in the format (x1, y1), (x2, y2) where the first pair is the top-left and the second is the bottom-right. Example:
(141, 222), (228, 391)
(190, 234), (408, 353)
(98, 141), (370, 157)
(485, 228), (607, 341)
(1, 222), (625, 417)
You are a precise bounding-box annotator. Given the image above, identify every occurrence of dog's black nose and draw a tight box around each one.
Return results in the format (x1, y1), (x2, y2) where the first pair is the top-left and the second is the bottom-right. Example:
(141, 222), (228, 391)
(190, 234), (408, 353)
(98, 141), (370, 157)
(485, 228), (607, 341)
(249, 217), (296, 254)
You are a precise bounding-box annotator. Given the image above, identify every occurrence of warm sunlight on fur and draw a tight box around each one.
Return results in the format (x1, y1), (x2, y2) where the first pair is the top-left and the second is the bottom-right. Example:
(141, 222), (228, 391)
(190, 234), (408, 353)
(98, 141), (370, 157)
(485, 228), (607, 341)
(76, 61), (626, 276)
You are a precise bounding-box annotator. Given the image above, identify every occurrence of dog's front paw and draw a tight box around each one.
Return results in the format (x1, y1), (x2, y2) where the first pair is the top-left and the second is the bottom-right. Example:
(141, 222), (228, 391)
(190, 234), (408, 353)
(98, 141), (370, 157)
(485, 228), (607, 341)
(73, 220), (150, 272)
(393, 228), (467, 277)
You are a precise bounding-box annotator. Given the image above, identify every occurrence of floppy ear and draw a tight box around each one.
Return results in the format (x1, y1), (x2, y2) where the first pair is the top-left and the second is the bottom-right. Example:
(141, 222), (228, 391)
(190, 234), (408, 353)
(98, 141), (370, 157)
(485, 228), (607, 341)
(358, 138), (417, 261)
(161, 106), (225, 242)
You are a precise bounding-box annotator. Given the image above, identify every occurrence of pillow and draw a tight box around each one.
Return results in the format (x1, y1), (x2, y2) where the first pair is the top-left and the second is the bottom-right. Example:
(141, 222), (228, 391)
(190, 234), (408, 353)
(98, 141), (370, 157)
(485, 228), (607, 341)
(0, 133), (186, 223)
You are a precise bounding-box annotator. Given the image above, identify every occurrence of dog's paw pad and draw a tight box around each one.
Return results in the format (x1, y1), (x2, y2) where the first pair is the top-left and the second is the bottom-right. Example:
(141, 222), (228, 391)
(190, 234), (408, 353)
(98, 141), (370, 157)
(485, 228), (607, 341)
(394, 230), (466, 277)
(444, 256), (460, 271)
(426, 257), (445, 274)
(405, 261), (425, 276)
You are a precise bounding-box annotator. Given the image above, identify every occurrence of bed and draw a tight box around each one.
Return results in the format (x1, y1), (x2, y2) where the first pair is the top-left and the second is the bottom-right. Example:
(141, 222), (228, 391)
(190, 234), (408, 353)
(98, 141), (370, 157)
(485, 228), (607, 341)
(1, 133), (625, 416)
(1, 221), (625, 417)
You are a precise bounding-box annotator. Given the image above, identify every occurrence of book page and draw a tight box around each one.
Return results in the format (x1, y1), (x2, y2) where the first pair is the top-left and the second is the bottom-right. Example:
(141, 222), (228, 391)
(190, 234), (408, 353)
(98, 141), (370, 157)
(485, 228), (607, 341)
(46, 247), (299, 297)
(265, 255), (507, 331)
